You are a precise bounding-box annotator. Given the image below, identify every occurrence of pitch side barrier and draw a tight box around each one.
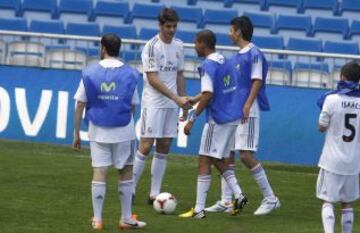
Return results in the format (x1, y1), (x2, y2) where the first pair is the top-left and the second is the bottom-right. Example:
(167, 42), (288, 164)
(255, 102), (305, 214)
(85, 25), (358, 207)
(1, 30), (360, 165)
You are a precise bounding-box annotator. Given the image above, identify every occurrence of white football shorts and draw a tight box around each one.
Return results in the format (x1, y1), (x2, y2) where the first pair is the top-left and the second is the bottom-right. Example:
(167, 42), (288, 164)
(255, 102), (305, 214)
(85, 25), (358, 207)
(140, 108), (179, 138)
(199, 120), (237, 159)
(316, 168), (360, 203)
(90, 140), (136, 169)
(233, 117), (260, 152)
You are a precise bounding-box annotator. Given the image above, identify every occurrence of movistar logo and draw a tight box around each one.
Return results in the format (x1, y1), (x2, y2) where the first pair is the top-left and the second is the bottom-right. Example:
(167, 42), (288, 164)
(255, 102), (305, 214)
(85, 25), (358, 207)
(224, 75), (231, 87)
(101, 81), (116, 93)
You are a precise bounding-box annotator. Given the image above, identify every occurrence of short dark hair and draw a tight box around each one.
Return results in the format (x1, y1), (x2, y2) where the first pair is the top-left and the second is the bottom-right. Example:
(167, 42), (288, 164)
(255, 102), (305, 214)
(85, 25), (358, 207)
(230, 16), (253, 42)
(341, 61), (360, 83)
(196, 30), (216, 50)
(158, 8), (179, 25)
(101, 33), (121, 57)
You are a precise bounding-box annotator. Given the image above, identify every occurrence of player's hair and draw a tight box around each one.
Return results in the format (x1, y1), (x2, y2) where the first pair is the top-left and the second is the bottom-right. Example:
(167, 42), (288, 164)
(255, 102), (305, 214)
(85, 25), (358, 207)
(341, 61), (360, 83)
(101, 33), (121, 57)
(230, 16), (253, 42)
(158, 8), (179, 25)
(196, 30), (216, 50)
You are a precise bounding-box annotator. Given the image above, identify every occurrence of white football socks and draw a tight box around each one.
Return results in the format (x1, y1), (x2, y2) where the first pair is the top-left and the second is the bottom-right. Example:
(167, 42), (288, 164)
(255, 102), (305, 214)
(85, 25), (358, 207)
(91, 181), (106, 222)
(251, 163), (275, 200)
(341, 208), (354, 233)
(322, 203), (335, 233)
(195, 175), (211, 213)
(222, 169), (243, 200)
(221, 164), (235, 203)
(118, 180), (133, 221)
(132, 151), (147, 195)
(150, 152), (168, 198)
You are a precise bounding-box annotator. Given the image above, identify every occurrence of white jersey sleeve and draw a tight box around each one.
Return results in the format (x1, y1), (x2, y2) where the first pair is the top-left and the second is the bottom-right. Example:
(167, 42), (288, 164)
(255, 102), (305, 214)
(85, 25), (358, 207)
(142, 39), (160, 73)
(319, 97), (333, 127)
(74, 80), (87, 102)
(201, 72), (214, 93)
(132, 87), (140, 105)
(251, 57), (263, 81)
(177, 43), (185, 71)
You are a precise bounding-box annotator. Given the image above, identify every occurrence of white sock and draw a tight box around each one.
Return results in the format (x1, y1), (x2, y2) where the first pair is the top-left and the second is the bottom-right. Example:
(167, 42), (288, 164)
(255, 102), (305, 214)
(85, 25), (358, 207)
(222, 169), (243, 200)
(195, 175), (211, 213)
(341, 208), (354, 233)
(322, 203), (335, 233)
(91, 181), (106, 222)
(251, 164), (275, 200)
(150, 152), (168, 198)
(118, 180), (133, 221)
(132, 151), (147, 195)
(221, 164), (235, 203)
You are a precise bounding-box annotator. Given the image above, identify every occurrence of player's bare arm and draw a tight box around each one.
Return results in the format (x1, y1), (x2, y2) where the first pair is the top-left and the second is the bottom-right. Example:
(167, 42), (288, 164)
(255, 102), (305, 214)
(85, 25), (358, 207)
(177, 71), (190, 120)
(147, 71), (190, 109)
(184, 91), (213, 135)
(319, 124), (328, 132)
(243, 79), (262, 123)
(73, 100), (86, 151)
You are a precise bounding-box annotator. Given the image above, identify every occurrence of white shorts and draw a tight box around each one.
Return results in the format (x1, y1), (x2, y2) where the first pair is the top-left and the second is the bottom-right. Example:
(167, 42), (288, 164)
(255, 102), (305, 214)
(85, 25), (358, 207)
(316, 168), (360, 203)
(140, 108), (179, 138)
(199, 121), (237, 159)
(233, 117), (259, 152)
(90, 140), (136, 169)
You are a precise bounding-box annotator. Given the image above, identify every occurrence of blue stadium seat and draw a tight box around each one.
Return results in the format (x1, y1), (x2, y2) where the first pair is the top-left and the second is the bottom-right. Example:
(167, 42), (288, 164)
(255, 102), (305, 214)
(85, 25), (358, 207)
(229, 0), (262, 7)
(267, 60), (292, 85)
(188, 0), (228, 8)
(276, 15), (312, 36)
(21, 0), (57, 20)
(323, 41), (359, 55)
(93, 1), (129, 26)
(171, 6), (202, 29)
(0, 0), (21, 17)
(0, 18), (27, 31)
(58, 0), (93, 23)
(338, 0), (360, 15)
(262, 0), (302, 12)
(176, 30), (197, 44)
(129, 3), (165, 23)
(66, 23), (100, 37)
(252, 35), (284, 49)
(243, 12), (276, 34)
(203, 9), (237, 26)
(287, 38), (322, 52)
(120, 50), (141, 62)
(312, 17), (349, 40)
(138, 28), (158, 41)
(29, 20), (64, 34)
(349, 20), (360, 39)
(102, 25), (136, 39)
(301, 0), (338, 15)
(216, 33), (232, 46)
(293, 62), (330, 88)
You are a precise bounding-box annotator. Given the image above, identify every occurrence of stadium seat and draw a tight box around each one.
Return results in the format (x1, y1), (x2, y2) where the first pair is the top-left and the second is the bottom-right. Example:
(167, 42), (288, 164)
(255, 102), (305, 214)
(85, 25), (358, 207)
(66, 23), (100, 37)
(338, 0), (360, 15)
(0, 0), (21, 18)
(29, 20), (64, 34)
(176, 30), (197, 44)
(292, 62), (330, 88)
(228, 0), (263, 12)
(287, 38), (322, 53)
(348, 20), (360, 41)
(45, 48), (87, 70)
(216, 33), (232, 46)
(323, 41), (359, 55)
(312, 17), (349, 40)
(184, 58), (201, 79)
(120, 50), (142, 62)
(253, 35), (284, 50)
(301, 0), (338, 15)
(0, 39), (5, 64)
(102, 25), (136, 40)
(138, 28), (158, 41)
(58, 0), (93, 24)
(202, 9), (237, 33)
(0, 18), (27, 31)
(188, 0), (229, 8)
(7, 41), (45, 67)
(262, 0), (302, 12)
(129, 3), (165, 32)
(77, 47), (99, 57)
(21, 0), (57, 21)
(171, 6), (202, 30)
(267, 60), (292, 85)
(243, 12), (275, 35)
(276, 15), (312, 37)
(93, 1), (130, 27)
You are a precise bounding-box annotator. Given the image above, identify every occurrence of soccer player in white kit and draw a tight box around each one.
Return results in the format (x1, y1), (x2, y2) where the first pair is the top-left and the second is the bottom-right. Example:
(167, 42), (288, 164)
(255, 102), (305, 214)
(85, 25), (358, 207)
(132, 8), (190, 204)
(316, 61), (360, 233)
(73, 34), (146, 230)
(206, 16), (280, 216)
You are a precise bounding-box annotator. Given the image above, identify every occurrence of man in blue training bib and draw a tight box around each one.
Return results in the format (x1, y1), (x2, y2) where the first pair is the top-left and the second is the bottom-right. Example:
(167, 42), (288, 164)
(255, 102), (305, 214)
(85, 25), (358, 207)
(179, 30), (248, 219)
(73, 33), (146, 230)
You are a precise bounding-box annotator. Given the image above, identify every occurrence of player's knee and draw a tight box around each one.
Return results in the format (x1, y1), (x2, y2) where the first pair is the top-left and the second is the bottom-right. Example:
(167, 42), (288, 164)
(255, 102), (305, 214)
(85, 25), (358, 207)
(93, 166), (108, 182)
(156, 139), (172, 153)
(118, 165), (133, 181)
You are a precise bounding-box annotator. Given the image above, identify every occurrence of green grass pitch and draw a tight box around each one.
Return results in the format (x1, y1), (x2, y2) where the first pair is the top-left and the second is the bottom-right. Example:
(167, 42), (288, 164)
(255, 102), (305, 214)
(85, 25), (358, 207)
(0, 140), (358, 233)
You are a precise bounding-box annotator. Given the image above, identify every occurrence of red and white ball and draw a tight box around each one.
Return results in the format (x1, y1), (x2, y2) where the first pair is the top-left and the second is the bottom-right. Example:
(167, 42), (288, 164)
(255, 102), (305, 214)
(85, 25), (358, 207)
(153, 192), (177, 214)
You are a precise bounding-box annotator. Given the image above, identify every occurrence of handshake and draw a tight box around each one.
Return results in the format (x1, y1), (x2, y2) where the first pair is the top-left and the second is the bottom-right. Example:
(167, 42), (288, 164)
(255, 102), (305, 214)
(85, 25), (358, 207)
(174, 95), (198, 110)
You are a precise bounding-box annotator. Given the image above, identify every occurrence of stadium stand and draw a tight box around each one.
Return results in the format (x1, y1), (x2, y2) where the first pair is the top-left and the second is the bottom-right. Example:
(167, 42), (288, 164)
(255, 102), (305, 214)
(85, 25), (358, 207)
(243, 12), (275, 35)
(176, 30), (197, 44)
(202, 9), (237, 33)
(300, 0), (338, 16)
(276, 15), (312, 40)
(0, 18), (27, 31)
(171, 5), (202, 31)
(7, 41), (45, 67)
(45, 48), (87, 70)
(0, 0), (21, 18)
(338, 0), (360, 15)
(138, 28), (158, 41)
(66, 23), (100, 37)
(129, 3), (165, 32)
(102, 25), (136, 40)
(216, 33), (233, 46)
(262, 0), (302, 13)
(312, 17), (349, 41)
(292, 63), (330, 88)
(93, 1), (130, 27)
(21, 0), (57, 21)
(349, 20), (360, 42)
(252, 35), (284, 50)
(29, 20), (64, 34)
(267, 60), (292, 85)
(287, 38), (322, 53)
(58, 0), (93, 24)
(323, 41), (359, 55)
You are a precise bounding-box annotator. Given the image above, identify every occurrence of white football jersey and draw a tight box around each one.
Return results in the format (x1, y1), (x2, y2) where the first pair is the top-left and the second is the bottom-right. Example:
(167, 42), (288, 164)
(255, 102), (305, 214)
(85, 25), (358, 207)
(318, 93), (360, 175)
(141, 34), (184, 108)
